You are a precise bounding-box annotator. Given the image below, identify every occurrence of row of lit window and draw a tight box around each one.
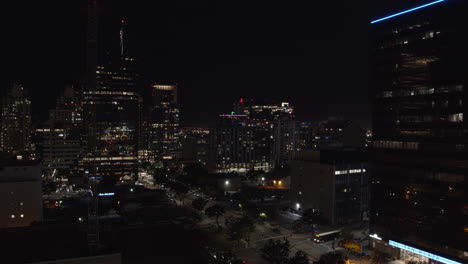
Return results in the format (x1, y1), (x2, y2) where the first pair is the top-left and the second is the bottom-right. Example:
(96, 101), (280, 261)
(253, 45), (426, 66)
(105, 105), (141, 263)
(335, 169), (366, 175)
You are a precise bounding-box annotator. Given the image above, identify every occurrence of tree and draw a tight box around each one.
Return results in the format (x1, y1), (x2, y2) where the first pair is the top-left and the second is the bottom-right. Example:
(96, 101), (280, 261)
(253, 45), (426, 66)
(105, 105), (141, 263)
(261, 238), (290, 264)
(181, 163), (209, 186)
(289, 251), (309, 264)
(205, 204), (226, 229)
(370, 251), (389, 264)
(153, 168), (169, 188)
(192, 197), (208, 211)
(166, 181), (190, 204)
(226, 216), (256, 247)
(185, 211), (202, 229)
(213, 251), (244, 264)
(338, 239), (361, 254)
(316, 252), (345, 264)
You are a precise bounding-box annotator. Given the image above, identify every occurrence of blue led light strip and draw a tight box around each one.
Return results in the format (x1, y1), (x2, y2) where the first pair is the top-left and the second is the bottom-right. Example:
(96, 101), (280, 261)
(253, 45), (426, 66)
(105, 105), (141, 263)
(389, 240), (462, 264)
(371, 0), (447, 24)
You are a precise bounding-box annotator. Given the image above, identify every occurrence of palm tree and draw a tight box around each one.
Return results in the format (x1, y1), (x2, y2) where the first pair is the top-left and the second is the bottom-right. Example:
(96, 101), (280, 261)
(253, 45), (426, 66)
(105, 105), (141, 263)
(289, 250), (309, 264)
(261, 238), (290, 264)
(192, 197), (208, 211)
(205, 204), (226, 229)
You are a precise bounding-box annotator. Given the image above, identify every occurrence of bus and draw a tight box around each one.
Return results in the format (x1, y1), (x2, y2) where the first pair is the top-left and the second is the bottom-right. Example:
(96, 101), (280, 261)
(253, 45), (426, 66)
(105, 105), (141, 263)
(313, 229), (341, 243)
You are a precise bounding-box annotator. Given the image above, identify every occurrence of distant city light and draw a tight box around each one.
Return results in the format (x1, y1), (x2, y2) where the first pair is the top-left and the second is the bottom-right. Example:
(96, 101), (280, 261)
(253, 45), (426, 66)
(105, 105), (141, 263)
(370, 0), (447, 24)
(296, 203), (301, 209)
(225, 180), (230, 186)
(389, 240), (462, 264)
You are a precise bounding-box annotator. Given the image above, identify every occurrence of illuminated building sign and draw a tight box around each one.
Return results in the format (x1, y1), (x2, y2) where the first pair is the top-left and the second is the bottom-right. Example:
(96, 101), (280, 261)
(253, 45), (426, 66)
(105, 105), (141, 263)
(219, 114), (248, 117)
(369, 234), (382, 240)
(370, 0), (447, 24)
(389, 240), (462, 264)
(98, 192), (115, 197)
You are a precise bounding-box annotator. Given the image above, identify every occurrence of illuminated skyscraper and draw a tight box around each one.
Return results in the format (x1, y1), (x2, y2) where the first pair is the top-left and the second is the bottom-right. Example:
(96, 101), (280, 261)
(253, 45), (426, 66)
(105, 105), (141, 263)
(35, 85), (83, 178)
(210, 114), (270, 173)
(1, 84), (33, 160)
(82, 54), (140, 180)
(142, 84), (181, 165)
(82, 1), (141, 180)
(370, 1), (467, 263)
(210, 99), (298, 173)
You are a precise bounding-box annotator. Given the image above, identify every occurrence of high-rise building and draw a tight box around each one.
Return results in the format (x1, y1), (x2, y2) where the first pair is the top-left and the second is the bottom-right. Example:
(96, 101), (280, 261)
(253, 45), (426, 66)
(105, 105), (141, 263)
(1, 84), (33, 160)
(142, 84), (181, 165)
(81, 1), (141, 180)
(33, 85), (84, 178)
(48, 85), (84, 128)
(82, 54), (141, 180)
(311, 119), (366, 149)
(370, 1), (467, 263)
(210, 114), (270, 173)
(232, 99), (298, 167)
(297, 121), (314, 151)
(180, 127), (210, 166)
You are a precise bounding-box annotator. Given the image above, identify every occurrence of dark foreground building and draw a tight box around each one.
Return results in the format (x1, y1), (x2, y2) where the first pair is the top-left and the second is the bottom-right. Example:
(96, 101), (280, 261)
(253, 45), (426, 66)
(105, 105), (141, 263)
(370, 1), (468, 263)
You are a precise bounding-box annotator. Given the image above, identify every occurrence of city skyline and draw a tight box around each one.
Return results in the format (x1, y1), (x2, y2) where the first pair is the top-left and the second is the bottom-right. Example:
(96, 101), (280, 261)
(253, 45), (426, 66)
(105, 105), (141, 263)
(4, 1), (416, 128)
(1, 1), (467, 264)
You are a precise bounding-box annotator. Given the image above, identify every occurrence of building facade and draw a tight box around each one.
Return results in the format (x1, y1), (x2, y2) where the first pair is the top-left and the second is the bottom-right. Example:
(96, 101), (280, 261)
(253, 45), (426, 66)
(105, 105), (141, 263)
(141, 84), (181, 165)
(180, 127), (210, 166)
(210, 99), (298, 173)
(290, 149), (369, 224)
(82, 54), (141, 180)
(1, 84), (33, 160)
(0, 160), (42, 228)
(371, 1), (468, 263)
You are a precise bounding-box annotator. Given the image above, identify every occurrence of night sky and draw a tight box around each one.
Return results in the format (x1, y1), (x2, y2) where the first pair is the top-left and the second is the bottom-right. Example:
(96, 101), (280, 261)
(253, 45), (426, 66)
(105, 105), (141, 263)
(4, 0), (418, 128)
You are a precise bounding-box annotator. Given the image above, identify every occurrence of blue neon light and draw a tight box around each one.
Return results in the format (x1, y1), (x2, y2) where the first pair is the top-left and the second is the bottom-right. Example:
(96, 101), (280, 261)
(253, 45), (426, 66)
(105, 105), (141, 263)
(371, 0), (447, 24)
(389, 240), (462, 264)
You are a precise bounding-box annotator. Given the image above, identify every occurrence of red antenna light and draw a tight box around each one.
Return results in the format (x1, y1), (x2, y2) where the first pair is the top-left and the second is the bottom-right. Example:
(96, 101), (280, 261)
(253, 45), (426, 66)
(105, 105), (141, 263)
(121, 19), (125, 23)
(240, 98), (244, 103)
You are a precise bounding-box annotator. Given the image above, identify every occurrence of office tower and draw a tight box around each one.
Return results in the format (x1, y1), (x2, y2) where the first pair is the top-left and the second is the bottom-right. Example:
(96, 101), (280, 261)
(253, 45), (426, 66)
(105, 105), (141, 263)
(232, 99), (298, 168)
(144, 84), (181, 165)
(273, 113), (298, 166)
(210, 114), (270, 173)
(1, 84), (33, 160)
(180, 127), (210, 166)
(297, 121), (314, 151)
(311, 119), (366, 149)
(48, 85), (84, 128)
(82, 54), (140, 180)
(81, 0), (141, 180)
(0, 159), (42, 228)
(290, 149), (369, 224)
(370, 1), (467, 263)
